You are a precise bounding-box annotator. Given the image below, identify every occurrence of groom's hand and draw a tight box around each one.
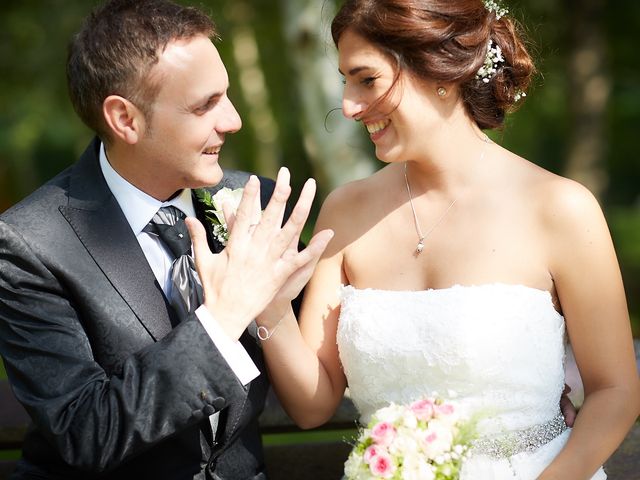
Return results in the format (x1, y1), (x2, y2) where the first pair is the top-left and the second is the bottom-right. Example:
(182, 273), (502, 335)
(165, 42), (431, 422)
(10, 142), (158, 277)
(187, 168), (332, 340)
(560, 384), (577, 427)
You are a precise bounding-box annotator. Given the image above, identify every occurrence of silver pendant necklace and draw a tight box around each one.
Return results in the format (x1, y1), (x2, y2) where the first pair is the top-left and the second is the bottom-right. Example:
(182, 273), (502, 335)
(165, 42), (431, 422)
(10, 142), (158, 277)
(404, 134), (491, 256)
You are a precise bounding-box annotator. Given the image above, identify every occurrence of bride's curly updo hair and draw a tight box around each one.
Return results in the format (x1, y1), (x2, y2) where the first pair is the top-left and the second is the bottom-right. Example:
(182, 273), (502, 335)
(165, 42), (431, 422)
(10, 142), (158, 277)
(331, 0), (535, 129)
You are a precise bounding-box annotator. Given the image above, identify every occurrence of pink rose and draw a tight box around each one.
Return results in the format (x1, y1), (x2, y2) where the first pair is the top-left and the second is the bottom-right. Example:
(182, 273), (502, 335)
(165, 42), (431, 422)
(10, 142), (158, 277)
(371, 421), (397, 446)
(424, 429), (438, 444)
(364, 445), (382, 463)
(410, 398), (435, 421)
(435, 402), (455, 417)
(368, 450), (396, 478)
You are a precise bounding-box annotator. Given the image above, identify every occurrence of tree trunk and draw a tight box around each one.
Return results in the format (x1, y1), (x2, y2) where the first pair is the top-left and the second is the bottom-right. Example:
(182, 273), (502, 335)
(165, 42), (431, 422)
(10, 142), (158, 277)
(280, 0), (374, 197)
(564, 0), (610, 199)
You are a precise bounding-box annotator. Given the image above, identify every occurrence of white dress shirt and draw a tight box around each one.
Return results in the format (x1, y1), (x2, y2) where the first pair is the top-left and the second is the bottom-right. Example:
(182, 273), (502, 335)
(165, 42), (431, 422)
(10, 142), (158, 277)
(99, 143), (260, 385)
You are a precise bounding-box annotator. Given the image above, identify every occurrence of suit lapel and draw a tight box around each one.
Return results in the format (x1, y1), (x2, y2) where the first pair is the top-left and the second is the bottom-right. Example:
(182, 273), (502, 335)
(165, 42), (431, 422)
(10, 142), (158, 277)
(60, 138), (174, 340)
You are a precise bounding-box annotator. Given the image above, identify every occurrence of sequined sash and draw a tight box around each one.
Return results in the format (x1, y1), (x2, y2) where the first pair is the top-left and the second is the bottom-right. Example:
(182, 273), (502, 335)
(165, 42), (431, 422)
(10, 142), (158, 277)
(471, 413), (568, 459)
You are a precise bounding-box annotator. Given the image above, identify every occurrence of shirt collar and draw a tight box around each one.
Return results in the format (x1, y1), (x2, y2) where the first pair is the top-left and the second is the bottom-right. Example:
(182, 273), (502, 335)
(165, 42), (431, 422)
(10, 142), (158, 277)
(99, 142), (197, 236)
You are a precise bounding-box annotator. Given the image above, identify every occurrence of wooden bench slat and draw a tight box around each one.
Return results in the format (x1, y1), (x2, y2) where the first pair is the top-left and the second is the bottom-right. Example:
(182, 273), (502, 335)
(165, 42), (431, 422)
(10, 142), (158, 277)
(0, 382), (28, 450)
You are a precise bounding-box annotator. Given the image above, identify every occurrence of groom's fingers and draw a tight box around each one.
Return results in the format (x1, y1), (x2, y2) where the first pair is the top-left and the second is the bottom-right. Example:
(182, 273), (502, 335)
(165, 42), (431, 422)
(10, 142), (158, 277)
(186, 216), (211, 270)
(255, 167), (291, 237)
(228, 175), (260, 247)
(271, 178), (316, 253)
(560, 385), (576, 427)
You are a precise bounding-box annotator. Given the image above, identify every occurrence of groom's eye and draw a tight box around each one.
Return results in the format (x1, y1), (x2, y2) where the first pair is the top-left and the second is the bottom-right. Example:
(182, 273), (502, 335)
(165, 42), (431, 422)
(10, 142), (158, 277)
(193, 95), (221, 115)
(195, 102), (213, 114)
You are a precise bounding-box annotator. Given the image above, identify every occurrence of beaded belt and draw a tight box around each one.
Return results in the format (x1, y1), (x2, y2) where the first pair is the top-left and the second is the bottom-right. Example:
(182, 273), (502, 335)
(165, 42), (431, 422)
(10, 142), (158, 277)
(470, 413), (568, 459)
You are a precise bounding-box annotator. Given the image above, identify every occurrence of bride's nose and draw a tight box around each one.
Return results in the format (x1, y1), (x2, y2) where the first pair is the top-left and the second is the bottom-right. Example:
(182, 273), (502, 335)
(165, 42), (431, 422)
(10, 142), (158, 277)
(342, 94), (366, 120)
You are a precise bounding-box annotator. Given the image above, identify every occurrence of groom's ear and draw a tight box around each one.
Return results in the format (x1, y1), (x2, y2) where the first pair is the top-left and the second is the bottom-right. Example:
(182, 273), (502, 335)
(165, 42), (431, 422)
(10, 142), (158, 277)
(102, 95), (146, 145)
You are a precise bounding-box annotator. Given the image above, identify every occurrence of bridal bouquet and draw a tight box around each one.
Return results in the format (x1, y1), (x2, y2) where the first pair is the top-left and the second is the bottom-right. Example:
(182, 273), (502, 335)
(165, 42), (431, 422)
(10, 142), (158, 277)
(344, 396), (474, 480)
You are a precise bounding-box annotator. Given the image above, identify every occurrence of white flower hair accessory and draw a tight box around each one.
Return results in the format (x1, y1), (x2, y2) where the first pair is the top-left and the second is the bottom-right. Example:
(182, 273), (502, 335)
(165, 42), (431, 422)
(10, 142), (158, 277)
(475, 1), (528, 102)
(483, 0), (508, 20)
(475, 40), (527, 102)
(475, 40), (504, 84)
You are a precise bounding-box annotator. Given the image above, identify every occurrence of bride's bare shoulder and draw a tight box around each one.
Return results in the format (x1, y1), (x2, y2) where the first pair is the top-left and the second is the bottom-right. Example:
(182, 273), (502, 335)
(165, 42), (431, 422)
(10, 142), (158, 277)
(507, 154), (607, 237)
(315, 166), (390, 231)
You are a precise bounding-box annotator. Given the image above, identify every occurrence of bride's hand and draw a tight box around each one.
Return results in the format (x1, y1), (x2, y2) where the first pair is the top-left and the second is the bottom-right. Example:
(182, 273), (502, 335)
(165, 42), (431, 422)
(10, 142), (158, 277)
(261, 226), (334, 323)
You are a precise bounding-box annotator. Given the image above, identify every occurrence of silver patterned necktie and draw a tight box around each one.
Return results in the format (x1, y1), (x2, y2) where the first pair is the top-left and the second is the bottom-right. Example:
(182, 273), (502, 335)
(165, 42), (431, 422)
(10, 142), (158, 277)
(144, 206), (204, 322)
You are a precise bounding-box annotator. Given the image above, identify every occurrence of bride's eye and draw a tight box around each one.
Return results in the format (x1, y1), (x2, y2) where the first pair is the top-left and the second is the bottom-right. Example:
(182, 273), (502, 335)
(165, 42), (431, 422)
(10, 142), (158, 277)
(361, 76), (378, 87)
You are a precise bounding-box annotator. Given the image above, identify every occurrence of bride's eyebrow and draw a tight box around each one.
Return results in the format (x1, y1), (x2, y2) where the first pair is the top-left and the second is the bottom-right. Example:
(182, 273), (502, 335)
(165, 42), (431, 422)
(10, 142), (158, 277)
(338, 66), (374, 76)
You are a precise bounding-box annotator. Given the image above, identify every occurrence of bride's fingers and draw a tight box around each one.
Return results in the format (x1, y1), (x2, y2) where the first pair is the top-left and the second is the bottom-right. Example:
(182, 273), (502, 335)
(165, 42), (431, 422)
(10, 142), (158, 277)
(283, 228), (334, 276)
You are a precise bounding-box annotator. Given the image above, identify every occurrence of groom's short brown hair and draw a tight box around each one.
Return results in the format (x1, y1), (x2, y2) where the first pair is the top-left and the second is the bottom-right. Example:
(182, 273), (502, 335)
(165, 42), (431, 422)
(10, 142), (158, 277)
(67, 0), (218, 143)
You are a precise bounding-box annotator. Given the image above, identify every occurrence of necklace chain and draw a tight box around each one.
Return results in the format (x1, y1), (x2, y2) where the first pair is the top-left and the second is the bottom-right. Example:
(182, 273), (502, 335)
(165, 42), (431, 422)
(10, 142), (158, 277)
(404, 134), (491, 256)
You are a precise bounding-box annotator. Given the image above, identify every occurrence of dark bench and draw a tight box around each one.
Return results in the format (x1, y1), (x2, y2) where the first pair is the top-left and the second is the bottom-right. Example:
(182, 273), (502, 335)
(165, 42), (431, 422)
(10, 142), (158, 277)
(1, 381), (639, 480)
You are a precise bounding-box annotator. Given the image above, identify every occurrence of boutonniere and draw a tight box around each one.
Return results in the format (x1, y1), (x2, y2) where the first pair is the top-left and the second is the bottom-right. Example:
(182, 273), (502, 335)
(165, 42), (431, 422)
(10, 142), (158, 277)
(194, 187), (244, 246)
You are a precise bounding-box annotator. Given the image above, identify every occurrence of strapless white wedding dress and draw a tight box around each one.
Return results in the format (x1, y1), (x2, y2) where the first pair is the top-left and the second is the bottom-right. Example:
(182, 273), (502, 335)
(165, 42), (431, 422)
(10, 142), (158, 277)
(337, 284), (606, 479)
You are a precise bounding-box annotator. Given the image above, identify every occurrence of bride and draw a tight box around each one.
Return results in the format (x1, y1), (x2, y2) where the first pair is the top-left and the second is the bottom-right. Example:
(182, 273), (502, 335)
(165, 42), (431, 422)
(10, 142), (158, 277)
(194, 0), (640, 478)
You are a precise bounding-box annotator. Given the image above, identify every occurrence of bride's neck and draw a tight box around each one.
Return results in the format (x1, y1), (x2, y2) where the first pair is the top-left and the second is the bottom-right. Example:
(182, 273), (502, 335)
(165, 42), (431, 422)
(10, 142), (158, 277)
(405, 126), (491, 193)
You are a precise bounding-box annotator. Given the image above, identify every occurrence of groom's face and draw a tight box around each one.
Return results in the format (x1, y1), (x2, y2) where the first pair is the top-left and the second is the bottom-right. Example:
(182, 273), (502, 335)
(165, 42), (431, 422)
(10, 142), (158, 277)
(136, 35), (242, 199)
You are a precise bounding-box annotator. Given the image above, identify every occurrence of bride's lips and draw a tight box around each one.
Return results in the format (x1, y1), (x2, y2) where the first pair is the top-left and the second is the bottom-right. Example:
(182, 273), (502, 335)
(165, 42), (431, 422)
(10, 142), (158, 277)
(364, 119), (390, 141)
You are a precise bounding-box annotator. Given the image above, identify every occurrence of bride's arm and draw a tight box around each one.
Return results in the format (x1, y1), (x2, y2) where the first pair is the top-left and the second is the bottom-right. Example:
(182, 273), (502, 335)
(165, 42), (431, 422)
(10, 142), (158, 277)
(538, 179), (640, 479)
(256, 189), (352, 429)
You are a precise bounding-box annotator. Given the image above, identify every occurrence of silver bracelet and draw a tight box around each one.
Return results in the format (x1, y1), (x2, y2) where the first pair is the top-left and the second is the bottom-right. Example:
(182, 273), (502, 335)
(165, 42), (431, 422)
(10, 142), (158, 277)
(257, 318), (283, 340)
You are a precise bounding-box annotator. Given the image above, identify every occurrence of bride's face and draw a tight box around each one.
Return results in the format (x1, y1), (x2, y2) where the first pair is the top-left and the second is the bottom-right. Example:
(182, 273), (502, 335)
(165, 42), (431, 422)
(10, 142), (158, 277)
(338, 29), (443, 164)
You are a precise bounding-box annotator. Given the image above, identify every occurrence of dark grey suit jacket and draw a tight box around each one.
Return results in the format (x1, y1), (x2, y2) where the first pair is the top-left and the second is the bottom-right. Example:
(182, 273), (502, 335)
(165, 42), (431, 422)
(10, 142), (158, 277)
(0, 138), (273, 479)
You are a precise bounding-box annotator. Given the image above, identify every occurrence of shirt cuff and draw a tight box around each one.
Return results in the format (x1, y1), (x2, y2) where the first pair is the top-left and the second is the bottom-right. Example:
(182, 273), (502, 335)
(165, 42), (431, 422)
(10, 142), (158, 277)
(195, 305), (261, 386)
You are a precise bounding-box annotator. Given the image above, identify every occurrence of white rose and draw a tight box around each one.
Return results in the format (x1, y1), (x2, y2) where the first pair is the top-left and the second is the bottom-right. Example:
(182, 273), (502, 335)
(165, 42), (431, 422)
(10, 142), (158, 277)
(401, 410), (418, 430)
(388, 430), (420, 457)
(211, 187), (245, 225)
(212, 187), (262, 225)
(344, 452), (366, 479)
(375, 404), (403, 424)
(422, 419), (454, 459)
(401, 455), (435, 480)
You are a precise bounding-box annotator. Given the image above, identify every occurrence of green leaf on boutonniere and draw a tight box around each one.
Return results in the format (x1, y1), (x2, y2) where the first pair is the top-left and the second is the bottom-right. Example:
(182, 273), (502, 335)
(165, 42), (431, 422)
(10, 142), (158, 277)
(194, 187), (244, 246)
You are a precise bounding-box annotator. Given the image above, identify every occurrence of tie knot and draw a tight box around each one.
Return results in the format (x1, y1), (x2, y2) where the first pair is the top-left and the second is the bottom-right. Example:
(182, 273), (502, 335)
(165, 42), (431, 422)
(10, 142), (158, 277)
(144, 206), (191, 258)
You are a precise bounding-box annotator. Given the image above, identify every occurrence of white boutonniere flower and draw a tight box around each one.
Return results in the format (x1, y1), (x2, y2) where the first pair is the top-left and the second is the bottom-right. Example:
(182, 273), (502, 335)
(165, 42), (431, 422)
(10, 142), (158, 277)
(194, 187), (244, 246)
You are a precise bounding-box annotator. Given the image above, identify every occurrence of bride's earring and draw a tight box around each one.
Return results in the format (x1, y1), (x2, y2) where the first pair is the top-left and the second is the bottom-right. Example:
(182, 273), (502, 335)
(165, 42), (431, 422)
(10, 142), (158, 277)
(437, 86), (447, 97)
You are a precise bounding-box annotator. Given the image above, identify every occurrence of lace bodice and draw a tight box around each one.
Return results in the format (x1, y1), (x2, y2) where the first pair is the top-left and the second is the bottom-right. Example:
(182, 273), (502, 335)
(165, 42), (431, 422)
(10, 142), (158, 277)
(337, 283), (606, 479)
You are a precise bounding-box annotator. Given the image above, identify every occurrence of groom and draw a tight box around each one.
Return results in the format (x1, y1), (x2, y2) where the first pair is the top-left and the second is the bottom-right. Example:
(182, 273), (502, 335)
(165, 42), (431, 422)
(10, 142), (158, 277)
(0, 0), (332, 479)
